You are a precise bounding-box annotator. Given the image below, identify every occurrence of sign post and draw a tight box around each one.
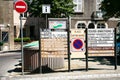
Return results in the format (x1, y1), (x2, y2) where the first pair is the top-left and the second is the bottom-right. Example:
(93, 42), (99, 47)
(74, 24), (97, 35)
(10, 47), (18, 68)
(14, 0), (28, 75)
(42, 4), (51, 29)
(114, 28), (117, 70)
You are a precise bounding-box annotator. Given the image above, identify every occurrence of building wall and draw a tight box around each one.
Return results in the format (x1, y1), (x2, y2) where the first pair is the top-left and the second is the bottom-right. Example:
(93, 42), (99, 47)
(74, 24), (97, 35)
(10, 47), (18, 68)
(13, 0), (120, 41)
(71, 0), (119, 29)
(0, 0), (14, 50)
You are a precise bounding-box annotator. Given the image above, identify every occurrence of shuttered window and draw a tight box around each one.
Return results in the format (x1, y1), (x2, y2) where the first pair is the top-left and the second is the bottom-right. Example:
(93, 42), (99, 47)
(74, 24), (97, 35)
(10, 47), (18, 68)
(73, 0), (83, 12)
(96, 0), (103, 11)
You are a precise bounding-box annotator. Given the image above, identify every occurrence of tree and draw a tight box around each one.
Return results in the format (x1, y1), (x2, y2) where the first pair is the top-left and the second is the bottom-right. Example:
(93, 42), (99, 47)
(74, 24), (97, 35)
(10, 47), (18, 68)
(25, 0), (75, 18)
(100, 0), (120, 20)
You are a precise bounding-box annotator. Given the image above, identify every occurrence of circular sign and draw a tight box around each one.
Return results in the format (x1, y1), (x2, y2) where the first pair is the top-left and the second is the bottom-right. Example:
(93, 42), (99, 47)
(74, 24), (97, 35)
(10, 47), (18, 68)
(73, 39), (83, 49)
(14, 0), (28, 13)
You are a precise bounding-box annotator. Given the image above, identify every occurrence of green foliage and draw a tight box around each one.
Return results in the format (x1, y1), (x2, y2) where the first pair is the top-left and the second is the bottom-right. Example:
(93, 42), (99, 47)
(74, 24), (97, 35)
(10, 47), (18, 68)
(0, 42), (3, 46)
(100, 0), (120, 20)
(24, 0), (75, 18)
(117, 37), (120, 42)
(14, 37), (31, 42)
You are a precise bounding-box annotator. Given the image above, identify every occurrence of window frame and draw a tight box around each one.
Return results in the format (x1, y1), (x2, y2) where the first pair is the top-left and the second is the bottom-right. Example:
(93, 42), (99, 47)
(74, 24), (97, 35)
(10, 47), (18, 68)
(73, 0), (84, 13)
(96, 22), (108, 29)
(75, 21), (86, 29)
(96, 0), (103, 11)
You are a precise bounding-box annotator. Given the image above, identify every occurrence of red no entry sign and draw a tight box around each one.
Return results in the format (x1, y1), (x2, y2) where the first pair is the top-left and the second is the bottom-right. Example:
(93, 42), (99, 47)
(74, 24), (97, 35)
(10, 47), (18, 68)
(14, 0), (28, 13)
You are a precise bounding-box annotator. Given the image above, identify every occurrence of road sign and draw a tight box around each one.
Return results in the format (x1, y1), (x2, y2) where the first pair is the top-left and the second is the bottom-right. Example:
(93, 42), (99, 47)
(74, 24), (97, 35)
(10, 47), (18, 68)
(73, 39), (83, 49)
(71, 39), (85, 52)
(14, 0), (28, 14)
(42, 4), (51, 14)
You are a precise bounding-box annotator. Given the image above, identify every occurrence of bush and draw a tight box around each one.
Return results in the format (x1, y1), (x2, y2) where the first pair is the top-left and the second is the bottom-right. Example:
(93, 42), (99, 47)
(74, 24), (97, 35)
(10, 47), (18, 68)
(0, 42), (3, 46)
(14, 37), (31, 42)
(117, 37), (120, 42)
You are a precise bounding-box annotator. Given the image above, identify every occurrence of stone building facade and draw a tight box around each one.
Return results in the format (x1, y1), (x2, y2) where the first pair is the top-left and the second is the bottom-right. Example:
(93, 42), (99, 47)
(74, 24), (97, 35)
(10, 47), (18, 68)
(6, 0), (120, 48)
(22, 0), (120, 40)
(70, 0), (119, 29)
(0, 0), (14, 50)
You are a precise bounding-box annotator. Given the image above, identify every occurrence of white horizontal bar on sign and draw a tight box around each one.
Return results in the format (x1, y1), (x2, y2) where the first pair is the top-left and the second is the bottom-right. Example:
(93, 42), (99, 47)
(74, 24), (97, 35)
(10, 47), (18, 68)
(88, 44), (114, 47)
(16, 6), (26, 8)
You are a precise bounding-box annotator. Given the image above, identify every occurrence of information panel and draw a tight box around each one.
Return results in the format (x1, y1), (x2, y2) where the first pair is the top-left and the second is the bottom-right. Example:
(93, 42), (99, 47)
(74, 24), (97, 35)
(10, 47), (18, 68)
(70, 29), (85, 58)
(87, 29), (115, 56)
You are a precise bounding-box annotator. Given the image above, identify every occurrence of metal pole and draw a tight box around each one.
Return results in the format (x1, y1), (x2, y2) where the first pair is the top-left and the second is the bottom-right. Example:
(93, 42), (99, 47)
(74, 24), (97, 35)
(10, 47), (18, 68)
(85, 28), (88, 71)
(0, 27), (2, 51)
(39, 27), (42, 73)
(20, 15), (24, 75)
(46, 14), (47, 29)
(67, 16), (71, 72)
(114, 28), (117, 70)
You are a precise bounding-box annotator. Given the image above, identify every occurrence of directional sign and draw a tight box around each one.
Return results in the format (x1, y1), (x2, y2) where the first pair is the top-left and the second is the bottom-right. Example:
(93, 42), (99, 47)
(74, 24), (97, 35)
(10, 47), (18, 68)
(71, 39), (85, 52)
(14, 0), (28, 13)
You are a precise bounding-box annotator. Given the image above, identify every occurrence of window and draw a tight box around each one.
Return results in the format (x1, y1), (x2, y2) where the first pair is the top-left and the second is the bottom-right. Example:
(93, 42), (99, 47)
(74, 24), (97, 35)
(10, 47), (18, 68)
(96, 0), (103, 11)
(77, 23), (86, 29)
(88, 23), (95, 29)
(73, 0), (83, 12)
(97, 23), (106, 28)
(75, 21), (86, 29)
(2, 32), (8, 42)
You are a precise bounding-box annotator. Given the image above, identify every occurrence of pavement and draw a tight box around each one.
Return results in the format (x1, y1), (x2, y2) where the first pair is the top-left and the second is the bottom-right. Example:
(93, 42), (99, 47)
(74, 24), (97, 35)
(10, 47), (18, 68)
(1, 50), (120, 80)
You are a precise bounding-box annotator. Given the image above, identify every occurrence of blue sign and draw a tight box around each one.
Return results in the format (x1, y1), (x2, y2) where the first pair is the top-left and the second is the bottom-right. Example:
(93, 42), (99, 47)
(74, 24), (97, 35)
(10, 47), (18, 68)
(73, 39), (83, 49)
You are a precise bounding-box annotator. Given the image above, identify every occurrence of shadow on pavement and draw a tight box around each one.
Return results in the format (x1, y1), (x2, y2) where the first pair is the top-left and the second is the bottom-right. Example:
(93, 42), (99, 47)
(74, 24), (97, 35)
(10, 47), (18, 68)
(89, 56), (120, 65)
(7, 56), (120, 75)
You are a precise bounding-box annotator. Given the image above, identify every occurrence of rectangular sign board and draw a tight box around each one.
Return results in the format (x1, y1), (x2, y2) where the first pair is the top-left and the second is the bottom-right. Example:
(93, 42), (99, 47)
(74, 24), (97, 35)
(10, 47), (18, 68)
(87, 28), (115, 56)
(42, 4), (51, 14)
(49, 21), (67, 29)
(70, 29), (85, 58)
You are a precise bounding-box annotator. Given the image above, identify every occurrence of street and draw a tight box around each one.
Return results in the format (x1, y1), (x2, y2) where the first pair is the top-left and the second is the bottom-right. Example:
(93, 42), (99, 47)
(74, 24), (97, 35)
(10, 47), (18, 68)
(0, 52), (21, 76)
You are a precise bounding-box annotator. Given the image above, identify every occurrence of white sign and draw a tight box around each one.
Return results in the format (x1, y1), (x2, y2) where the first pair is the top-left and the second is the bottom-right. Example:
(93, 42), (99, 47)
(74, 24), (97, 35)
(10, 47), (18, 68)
(88, 29), (114, 50)
(49, 21), (66, 29)
(42, 4), (51, 14)
(41, 31), (67, 38)
(70, 29), (86, 58)
(70, 29), (85, 39)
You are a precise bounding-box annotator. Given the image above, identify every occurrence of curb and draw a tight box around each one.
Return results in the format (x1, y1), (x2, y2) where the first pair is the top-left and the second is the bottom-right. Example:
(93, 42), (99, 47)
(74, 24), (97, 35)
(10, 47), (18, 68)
(8, 73), (120, 80)
(0, 50), (21, 54)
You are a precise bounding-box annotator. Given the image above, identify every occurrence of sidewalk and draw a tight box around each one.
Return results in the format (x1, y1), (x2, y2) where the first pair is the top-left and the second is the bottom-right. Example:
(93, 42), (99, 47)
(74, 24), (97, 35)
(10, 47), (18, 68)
(7, 68), (120, 80)
(1, 51), (120, 80)
(0, 50), (21, 54)
(9, 57), (120, 80)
